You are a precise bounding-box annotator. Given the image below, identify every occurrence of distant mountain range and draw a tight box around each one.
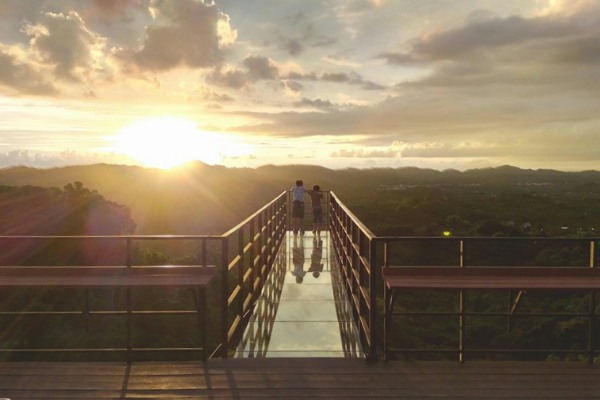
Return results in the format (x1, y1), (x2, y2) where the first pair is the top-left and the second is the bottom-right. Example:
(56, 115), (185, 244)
(1, 163), (598, 234)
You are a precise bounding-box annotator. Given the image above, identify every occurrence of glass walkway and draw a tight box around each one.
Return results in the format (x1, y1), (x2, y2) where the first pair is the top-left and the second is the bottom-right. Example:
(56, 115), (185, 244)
(235, 231), (364, 358)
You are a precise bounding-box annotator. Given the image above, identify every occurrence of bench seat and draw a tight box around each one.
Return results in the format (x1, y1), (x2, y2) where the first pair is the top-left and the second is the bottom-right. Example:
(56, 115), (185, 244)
(0, 266), (216, 287)
(0, 265), (217, 360)
(383, 266), (600, 290)
(382, 266), (600, 362)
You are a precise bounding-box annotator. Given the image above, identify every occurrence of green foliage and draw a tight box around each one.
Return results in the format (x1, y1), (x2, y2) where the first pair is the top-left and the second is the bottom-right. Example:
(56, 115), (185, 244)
(1, 164), (600, 360)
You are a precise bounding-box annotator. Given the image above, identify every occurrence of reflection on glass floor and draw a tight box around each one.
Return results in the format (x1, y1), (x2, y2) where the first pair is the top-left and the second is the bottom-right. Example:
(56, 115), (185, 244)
(235, 231), (363, 358)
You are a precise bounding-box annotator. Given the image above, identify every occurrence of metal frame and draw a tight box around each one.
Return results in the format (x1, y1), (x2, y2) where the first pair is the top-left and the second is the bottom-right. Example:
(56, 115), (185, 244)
(0, 235), (221, 361)
(380, 237), (599, 362)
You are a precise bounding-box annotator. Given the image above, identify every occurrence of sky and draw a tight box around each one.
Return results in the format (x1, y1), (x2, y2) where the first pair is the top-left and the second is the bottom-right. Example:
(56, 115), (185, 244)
(1, 0), (599, 171)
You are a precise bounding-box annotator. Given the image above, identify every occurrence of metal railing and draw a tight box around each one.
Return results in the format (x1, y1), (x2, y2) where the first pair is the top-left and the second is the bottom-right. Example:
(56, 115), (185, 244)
(328, 192), (378, 361)
(3, 190), (599, 362)
(379, 236), (600, 362)
(215, 190), (288, 357)
(327, 193), (600, 362)
(0, 234), (222, 361)
(0, 191), (288, 361)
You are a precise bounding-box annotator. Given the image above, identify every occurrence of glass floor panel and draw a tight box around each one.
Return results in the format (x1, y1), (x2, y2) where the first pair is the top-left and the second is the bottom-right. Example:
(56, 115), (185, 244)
(234, 231), (363, 358)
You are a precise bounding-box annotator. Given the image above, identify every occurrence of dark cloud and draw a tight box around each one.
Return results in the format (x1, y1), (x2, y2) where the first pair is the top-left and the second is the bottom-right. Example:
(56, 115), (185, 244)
(321, 71), (384, 90)
(122, 0), (235, 71)
(269, 10), (335, 57)
(243, 55), (279, 80)
(91, 0), (145, 20)
(0, 49), (58, 95)
(286, 71), (318, 80)
(26, 11), (105, 82)
(382, 4), (600, 72)
(283, 80), (304, 92)
(285, 39), (304, 56)
(206, 66), (248, 89)
(294, 98), (337, 110)
(192, 86), (234, 102)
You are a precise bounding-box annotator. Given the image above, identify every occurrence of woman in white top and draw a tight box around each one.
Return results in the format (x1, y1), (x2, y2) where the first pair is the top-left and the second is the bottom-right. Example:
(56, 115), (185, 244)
(291, 180), (306, 235)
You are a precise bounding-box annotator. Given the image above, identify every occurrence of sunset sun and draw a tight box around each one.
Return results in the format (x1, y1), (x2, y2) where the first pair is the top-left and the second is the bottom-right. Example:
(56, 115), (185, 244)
(114, 117), (241, 169)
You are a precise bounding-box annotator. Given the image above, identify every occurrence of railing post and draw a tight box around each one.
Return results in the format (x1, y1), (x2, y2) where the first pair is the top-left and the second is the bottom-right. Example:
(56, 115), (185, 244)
(459, 239), (465, 362)
(220, 236), (229, 358)
(382, 240), (391, 361)
(125, 237), (132, 268)
(368, 238), (377, 362)
(249, 221), (256, 303)
(459, 290), (465, 363)
(238, 226), (245, 321)
(591, 240), (596, 269)
(589, 291), (596, 364)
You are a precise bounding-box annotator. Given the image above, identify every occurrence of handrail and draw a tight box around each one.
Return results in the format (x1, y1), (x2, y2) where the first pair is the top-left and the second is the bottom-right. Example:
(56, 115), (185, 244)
(0, 192), (288, 361)
(328, 192), (378, 361)
(217, 191), (288, 357)
(0, 234), (221, 361)
(328, 193), (600, 362)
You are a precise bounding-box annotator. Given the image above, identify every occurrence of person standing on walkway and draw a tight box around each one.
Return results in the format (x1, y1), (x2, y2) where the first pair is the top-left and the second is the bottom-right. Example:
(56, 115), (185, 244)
(291, 180), (306, 235)
(308, 184), (323, 236)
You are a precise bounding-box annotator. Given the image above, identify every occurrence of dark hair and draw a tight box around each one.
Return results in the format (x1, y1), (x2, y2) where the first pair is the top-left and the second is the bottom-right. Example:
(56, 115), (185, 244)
(313, 184), (320, 191)
(296, 180), (303, 186)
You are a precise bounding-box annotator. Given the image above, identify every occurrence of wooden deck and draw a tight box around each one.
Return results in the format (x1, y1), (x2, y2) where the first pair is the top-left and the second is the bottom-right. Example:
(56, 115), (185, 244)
(1, 359), (600, 399)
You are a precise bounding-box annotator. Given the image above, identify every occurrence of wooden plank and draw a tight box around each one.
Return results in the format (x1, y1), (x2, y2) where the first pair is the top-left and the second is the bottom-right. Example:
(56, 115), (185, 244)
(1, 359), (600, 399)
(383, 266), (600, 290)
(0, 266), (217, 287)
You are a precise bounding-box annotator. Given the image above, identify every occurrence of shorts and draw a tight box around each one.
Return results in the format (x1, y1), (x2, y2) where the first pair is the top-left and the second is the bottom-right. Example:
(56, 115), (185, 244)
(292, 200), (304, 218)
(312, 207), (323, 223)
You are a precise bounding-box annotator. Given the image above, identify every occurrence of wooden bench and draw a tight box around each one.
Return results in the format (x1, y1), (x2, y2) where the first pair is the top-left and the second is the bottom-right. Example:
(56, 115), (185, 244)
(382, 266), (600, 362)
(0, 265), (217, 360)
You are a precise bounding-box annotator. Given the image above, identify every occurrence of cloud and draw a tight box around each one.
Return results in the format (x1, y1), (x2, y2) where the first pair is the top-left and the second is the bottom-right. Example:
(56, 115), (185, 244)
(90, 0), (144, 21)
(208, 54), (369, 94)
(0, 149), (126, 168)
(243, 55), (279, 80)
(190, 85), (234, 102)
(320, 71), (384, 90)
(24, 11), (108, 82)
(331, 147), (399, 159)
(0, 47), (58, 95)
(294, 98), (334, 109)
(121, 0), (236, 71)
(269, 10), (335, 56)
(206, 65), (248, 89)
(284, 39), (304, 56)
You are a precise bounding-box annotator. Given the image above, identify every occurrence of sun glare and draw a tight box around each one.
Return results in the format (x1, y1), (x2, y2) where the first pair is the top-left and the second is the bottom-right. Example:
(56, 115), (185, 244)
(114, 117), (245, 169)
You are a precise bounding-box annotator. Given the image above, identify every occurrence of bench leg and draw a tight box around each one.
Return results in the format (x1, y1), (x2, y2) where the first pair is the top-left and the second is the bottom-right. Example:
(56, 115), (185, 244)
(383, 284), (393, 361)
(589, 290), (596, 364)
(459, 290), (465, 363)
(126, 287), (132, 363)
(192, 287), (208, 361)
